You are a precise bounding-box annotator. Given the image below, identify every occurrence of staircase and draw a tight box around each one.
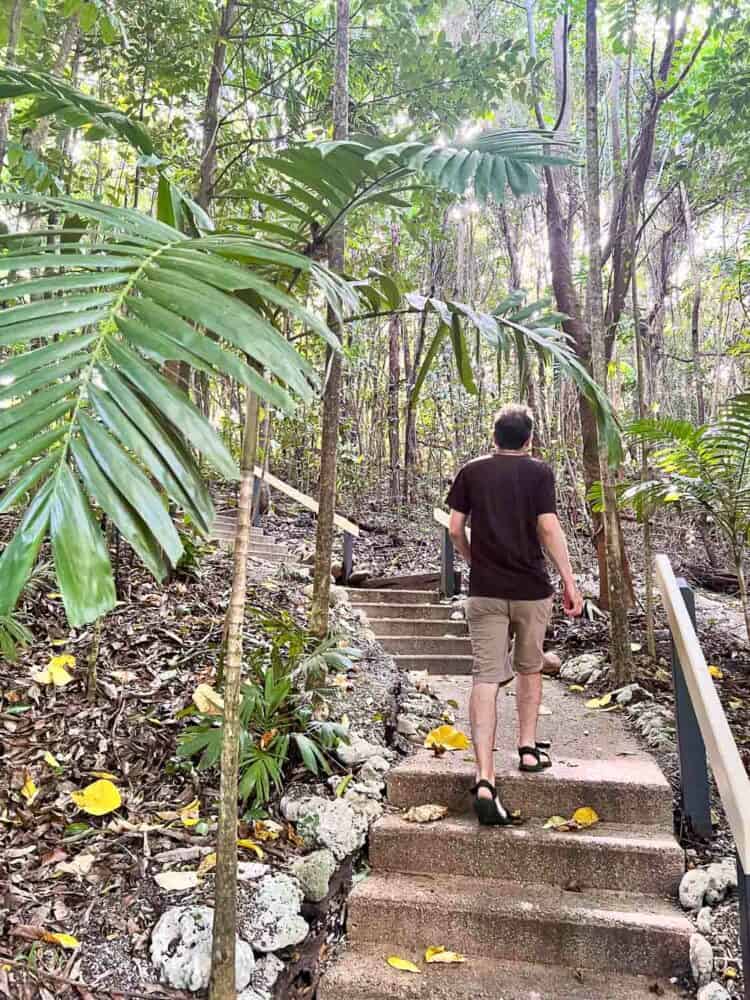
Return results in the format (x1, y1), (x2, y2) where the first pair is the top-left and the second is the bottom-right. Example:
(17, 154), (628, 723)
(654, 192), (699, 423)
(210, 513), (291, 564)
(319, 586), (693, 1000)
(349, 588), (472, 674)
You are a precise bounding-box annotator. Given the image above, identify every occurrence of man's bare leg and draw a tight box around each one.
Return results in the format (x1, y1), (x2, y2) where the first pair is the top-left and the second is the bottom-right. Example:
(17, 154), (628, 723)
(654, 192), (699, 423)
(516, 672), (543, 768)
(470, 682), (499, 798)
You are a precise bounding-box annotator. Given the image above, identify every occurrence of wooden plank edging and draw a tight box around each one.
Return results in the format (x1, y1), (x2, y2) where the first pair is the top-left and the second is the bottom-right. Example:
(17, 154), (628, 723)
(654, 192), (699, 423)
(255, 467), (360, 536)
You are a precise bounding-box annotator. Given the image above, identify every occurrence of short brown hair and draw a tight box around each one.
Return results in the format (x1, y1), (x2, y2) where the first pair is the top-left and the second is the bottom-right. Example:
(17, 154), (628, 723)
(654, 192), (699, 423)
(494, 404), (533, 449)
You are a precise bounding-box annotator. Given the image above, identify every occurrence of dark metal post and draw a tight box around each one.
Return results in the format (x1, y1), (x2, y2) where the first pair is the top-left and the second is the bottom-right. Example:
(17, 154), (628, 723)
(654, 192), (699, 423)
(440, 526), (456, 598)
(737, 852), (750, 1000)
(671, 578), (712, 839)
(342, 532), (354, 585)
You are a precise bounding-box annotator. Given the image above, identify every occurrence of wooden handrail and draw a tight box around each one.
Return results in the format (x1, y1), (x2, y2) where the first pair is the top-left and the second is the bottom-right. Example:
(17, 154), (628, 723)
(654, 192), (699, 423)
(433, 507), (471, 539)
(655, 554), (750, 868)
(255, 466), (360, 537)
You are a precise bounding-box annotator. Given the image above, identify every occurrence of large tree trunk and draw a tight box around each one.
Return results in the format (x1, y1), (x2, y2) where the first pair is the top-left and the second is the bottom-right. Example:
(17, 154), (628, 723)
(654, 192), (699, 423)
(310, 0), (349, 636)
(0, 0), (23, 171)
(585, 0), (633, 684)
(198, 0), (237, 211)
(209, 391), (259, 999)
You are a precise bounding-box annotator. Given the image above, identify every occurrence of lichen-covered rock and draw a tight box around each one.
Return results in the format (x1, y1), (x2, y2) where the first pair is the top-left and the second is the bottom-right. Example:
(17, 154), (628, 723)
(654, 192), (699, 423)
(336, 734), (383, 766)
(150, 905), (254, 992)
(696, 906), (713, 936)
(704, 857), (737, 905)
(240, 874), (308, 953)
(292, 849), (337, 902)
(690, 933), (714, 987)
(402, 694), (440, 718)
(560, 653), (604, 685)
(697, 983), (730, 1000)
(396, 714), (418, 737)
(238, 954), (285, 1000)
(282, 794), (368, 859)
(238, 862), (270, 881)
(344, 788), (384, 823)
(359, 754), (390, 785)
(680, 869), (711, 910)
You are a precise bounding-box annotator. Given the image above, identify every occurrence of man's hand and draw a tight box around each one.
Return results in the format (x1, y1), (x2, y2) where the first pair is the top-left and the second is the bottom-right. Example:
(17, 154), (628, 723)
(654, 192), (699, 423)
(562, 579), (584, 617)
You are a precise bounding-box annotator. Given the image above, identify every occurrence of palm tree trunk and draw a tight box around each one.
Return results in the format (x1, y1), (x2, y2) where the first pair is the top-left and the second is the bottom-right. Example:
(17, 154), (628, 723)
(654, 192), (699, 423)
(585, 0), (633, 684)
(210, 390), (259, 999)
(310, 0), (350, 636)
(198, 0), (237, 211)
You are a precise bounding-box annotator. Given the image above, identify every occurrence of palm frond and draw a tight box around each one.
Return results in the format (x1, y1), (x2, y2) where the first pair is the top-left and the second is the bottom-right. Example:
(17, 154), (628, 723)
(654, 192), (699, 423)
(0, 196), (353, 627)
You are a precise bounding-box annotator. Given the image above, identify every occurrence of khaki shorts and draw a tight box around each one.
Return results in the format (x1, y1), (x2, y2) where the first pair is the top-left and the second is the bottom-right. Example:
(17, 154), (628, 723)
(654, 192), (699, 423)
(465, 595), (554, 685)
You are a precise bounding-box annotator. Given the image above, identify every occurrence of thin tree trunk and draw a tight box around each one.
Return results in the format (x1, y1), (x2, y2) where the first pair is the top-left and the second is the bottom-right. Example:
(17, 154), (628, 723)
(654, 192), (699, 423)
(625, 41), (655, 658)
(680, 181), (706, 424)
(310, 0), (349, 636)
(30, 15), (80, 153)
(209, 391), (259, 999)
(0, 0), (23, 171)
(735, 554), (750, 645)
(585, 0), (633, 684)
(198, 0), (237, 211)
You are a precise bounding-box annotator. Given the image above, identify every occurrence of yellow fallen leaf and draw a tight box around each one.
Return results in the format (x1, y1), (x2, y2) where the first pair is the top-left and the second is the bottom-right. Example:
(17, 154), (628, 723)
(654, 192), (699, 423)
(424, 725), (470, 751)
(543, 815), (568, 830)
(21, 774), (38, 805)
(43, 751), (60, 768)
(585, 692), (612, 709)
(42, 931), (79, 950)
(340, 713), (350, 729)
(330, 674), (349, 689)
(571, 806), (600, 829)
(729, 699), (743, 710)
(425, 946), (465, 964)
(192, 683), (224, 715)
(90, 771), (118, 780)
(50, 638), (70, 647)
(71, 779), (122, 816)
(237, 838), (265, 859)
(724, 966), (738, 980)
(33, 656), (75, 687)
(386, 956), (421, 974)
(708, 665), (723, 680)
(179, 798), (200, 828)
(569, 684), (585, 692)
(46, 592), (62, 599)
(197, 852), (216, 877)
(403, 804), (448, 824)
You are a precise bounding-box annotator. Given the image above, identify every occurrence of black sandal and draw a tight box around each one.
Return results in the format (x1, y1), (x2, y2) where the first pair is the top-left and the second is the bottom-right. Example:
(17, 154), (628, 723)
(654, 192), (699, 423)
(470, 779), (513, 826)
(518, 745), (553, 772)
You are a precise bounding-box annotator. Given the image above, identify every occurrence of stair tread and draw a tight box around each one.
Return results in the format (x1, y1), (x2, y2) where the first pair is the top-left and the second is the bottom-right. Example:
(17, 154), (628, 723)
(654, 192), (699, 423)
(374, 811), (681, 850)
(319, 949), (682, 1000)
(352, 871), (690, 928)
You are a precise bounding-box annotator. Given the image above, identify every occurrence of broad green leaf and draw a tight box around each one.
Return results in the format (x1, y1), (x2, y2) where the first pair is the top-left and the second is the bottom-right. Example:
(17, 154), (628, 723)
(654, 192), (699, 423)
(78, 412), (183, 565)
(70, 437), (168, 582)
(0, 478), (54, 614)
(0, 380), (78, 433)
(0, 353), (88, 403)
(0, 333), (96, 383)
(0, 398), (73, 452)
(50, 463), (116, 627)
(0, 426), (68, 481)
(0, 454), (56, 514)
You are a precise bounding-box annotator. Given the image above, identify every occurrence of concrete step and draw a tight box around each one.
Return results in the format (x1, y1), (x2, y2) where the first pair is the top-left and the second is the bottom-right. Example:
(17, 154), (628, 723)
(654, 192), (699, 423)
(379, 636), (473, 656)
(392, 654), (473, 675)
(318, 949), (683, 1000)
(370, 813), (684, 896)
(369, 618), (468, 637)
(387, 754), (674, 826)
(353, 603), (456, 621)
(347, 873), (692, 977)
(348, 589), (441, 605)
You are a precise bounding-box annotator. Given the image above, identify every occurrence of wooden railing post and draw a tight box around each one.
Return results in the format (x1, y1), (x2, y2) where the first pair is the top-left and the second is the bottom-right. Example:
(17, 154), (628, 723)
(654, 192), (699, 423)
(342, 532), (354, 584)
(671, 578), (712, 839)
(440, 526), (456, 598)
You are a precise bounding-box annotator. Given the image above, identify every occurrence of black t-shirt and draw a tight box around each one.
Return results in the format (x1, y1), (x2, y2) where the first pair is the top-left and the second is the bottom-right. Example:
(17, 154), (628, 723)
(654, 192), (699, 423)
(446, 453), (557, 600)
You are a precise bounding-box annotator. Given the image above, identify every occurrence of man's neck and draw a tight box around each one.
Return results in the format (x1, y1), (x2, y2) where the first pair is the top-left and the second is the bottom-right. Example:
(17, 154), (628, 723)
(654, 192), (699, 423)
(494, 447), (528, 457)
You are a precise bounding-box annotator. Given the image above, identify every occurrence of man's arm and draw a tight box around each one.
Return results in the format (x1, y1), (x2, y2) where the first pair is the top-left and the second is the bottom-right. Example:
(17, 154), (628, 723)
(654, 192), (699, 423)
(449, 509), (471, 565)
(537, 513), (583, 616)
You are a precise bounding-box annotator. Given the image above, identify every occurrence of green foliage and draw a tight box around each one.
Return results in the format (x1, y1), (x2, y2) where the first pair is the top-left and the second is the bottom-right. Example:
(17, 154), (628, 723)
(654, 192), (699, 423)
(0, 195), (355, 627)
(0, 612), (32, 663)
(619, 397), (750, 555)
(178, 611), (356, 806)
